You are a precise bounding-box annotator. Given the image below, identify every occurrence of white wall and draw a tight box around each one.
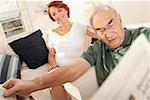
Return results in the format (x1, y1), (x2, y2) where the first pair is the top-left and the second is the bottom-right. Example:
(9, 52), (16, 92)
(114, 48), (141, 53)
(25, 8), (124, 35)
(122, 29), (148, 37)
(149, 0), (150, 21)
(25, 0), (90, 32)
(111, 0), (150, 25)
(24, 0), (150, 33)
(1, 0), (149, 42)
(25, 0), (56, 33)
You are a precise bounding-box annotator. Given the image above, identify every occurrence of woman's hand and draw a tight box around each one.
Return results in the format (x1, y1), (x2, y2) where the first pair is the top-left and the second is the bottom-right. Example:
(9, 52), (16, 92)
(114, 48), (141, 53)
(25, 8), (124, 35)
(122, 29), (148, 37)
(48, 64), (60, 72)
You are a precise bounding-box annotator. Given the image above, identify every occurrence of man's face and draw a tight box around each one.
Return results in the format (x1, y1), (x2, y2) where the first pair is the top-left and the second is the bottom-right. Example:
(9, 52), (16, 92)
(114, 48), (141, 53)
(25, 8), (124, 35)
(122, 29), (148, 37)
(92, 8), (125, 48)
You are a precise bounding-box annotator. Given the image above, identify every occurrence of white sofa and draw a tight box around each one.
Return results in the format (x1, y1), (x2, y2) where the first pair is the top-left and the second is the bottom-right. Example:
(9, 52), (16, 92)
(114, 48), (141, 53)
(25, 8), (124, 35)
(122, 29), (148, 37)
(0, 31), (99, 100)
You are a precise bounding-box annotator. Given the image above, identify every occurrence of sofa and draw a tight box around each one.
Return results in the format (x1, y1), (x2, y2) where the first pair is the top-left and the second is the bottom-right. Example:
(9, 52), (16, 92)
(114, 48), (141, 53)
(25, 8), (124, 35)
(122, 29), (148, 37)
(1, 23), (149, 100)
(0, 30), (99, 100)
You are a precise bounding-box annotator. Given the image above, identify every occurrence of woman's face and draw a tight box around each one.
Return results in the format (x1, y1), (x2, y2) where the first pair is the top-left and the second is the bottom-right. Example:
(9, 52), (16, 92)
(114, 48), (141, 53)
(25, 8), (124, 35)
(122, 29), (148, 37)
(49, 6), (68, 23)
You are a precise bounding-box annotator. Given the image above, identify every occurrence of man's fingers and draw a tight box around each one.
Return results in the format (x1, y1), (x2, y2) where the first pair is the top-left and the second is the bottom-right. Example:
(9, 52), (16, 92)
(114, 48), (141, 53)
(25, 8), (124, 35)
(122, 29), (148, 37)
(86, 26), (96, 35)
(3, 85), (18, 97)
(2, 79), (18, 97)
(2, 79), (14, 89)
(87, 28), (95, 33)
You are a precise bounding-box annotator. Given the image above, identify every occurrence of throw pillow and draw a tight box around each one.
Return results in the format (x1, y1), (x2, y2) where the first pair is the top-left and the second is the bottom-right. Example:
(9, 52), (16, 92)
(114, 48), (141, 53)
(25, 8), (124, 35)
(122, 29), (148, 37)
(9, 29), (48, 69)
(0, 54), (22, 84)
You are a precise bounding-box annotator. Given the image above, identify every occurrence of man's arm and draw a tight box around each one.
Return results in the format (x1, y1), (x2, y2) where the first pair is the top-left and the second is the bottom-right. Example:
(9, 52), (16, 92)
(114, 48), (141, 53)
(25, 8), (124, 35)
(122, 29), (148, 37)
(32, 58), (91, 91)
(86, 26), (97, 39)
(3, 58), (91, 97)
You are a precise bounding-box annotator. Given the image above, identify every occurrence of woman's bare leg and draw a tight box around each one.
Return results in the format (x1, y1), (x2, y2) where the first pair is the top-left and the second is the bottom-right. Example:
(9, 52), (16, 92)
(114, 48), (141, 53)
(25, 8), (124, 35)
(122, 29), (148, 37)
(50, 85), (69, 100)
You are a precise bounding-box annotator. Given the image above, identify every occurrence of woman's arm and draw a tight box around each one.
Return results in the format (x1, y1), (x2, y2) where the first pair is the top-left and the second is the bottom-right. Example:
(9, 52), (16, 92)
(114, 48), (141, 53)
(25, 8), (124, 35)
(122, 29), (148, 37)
(48, 48), (59, 70)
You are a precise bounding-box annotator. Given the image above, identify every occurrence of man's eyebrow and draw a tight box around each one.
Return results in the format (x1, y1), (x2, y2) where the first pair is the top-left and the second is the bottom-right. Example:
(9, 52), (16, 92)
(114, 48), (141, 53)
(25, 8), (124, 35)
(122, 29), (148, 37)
(95, 28), (103, 31)
(108, 19), (113, 25)
(94, 19), (114, 31)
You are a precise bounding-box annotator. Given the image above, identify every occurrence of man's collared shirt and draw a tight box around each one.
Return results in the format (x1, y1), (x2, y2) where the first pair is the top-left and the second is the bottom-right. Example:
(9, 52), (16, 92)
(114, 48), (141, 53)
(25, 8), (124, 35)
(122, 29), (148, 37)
(82, 27), (150, 85)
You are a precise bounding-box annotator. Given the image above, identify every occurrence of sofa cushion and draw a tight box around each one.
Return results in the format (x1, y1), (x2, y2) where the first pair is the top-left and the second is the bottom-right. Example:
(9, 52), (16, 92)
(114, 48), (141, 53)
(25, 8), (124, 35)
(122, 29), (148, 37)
(0, 54), (22, 84)
(9, 29), (49, 69)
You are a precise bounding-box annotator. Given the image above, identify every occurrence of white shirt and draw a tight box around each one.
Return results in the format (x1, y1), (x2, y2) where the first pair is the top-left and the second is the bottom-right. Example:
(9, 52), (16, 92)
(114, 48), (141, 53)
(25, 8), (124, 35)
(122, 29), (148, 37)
(48, 23), (85, 65)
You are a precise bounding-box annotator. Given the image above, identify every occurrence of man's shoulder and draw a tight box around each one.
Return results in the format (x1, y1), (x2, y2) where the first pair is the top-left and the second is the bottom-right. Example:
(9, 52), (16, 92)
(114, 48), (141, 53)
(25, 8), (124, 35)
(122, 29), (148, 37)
(125, 27), (150, 33)
(138, 27), (150, 33)
(125, 27), (150, 41)
(139, 27), (150, 41)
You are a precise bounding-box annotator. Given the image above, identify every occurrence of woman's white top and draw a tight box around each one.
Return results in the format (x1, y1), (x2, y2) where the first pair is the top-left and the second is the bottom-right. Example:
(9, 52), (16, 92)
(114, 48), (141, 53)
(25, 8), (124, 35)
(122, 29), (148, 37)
(48, 23), (85, 65)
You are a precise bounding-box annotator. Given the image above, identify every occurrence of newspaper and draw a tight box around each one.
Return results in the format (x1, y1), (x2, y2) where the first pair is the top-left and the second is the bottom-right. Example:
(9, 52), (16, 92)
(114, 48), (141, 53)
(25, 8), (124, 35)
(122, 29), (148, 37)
(90, 34), (150, 100)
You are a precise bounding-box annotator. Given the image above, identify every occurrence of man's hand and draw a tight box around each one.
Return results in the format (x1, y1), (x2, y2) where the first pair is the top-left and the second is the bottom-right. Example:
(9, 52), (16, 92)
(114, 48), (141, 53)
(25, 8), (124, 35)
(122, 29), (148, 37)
(2, 78), (35, 97)
(86, 26), (97, 39)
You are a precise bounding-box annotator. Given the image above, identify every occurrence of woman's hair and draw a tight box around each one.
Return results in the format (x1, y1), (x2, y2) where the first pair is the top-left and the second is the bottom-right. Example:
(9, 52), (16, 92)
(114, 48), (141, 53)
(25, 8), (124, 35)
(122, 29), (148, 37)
(48, 1), (70, 21)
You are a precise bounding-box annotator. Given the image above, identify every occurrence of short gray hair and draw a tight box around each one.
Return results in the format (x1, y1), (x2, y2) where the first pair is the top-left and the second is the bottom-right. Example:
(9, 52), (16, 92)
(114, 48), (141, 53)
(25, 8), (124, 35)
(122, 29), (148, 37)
(89, 4), (116, 26)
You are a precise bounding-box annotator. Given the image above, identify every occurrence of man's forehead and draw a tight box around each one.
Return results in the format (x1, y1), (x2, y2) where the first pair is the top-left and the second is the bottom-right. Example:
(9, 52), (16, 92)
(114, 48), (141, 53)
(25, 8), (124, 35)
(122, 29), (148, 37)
(92, 8), (116, 28)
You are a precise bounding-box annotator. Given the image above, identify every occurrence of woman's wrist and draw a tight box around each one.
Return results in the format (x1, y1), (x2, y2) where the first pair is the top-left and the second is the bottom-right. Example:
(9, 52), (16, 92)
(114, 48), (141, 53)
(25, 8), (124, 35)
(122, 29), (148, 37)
(48, 64), (60, 71)
(51, 64), (59, 68)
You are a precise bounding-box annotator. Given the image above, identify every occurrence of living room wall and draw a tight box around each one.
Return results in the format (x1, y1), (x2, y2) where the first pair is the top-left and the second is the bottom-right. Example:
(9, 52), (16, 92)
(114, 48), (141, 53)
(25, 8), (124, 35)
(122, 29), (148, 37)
(1, 0), (149, 42)
(25, 0), (150, 32)
(111, 0), (150, 25)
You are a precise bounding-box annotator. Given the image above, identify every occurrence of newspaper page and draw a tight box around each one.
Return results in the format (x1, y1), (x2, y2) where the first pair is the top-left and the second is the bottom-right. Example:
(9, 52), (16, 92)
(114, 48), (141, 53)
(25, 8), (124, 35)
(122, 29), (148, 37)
(90, 34), (150, 100)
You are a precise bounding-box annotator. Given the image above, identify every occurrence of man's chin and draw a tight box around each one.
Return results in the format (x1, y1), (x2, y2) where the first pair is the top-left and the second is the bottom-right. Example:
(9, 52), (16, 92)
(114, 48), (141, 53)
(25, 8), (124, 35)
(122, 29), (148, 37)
(107, 43), (120, 49)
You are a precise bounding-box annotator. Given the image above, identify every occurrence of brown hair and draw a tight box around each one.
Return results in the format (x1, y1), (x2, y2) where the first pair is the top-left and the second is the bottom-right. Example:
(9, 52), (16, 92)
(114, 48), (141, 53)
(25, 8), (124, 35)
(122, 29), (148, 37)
(48, 1), (70, 21)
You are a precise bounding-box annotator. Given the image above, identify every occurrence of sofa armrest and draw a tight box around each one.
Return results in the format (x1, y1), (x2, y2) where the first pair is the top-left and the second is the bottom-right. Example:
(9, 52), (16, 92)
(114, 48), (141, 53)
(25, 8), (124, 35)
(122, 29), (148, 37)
(66, 67), (99, 100)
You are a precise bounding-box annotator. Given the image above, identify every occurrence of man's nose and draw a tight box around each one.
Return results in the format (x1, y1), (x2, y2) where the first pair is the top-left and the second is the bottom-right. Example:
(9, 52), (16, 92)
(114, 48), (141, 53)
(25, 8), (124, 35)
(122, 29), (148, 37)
(105, 30), (113, 39)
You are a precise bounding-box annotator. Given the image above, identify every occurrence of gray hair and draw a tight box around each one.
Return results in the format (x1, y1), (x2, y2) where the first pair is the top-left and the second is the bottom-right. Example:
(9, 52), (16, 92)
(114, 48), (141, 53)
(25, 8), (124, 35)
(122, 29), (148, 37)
(89, 4), (116, 26)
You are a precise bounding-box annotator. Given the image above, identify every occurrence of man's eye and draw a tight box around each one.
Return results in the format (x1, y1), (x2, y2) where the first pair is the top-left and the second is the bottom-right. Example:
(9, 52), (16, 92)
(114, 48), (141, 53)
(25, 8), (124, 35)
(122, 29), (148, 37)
(96, 28), (105, 33)
(96, 28), (102, 31)
(110, 24), (113, 28)
(99, 29), (105, 33)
